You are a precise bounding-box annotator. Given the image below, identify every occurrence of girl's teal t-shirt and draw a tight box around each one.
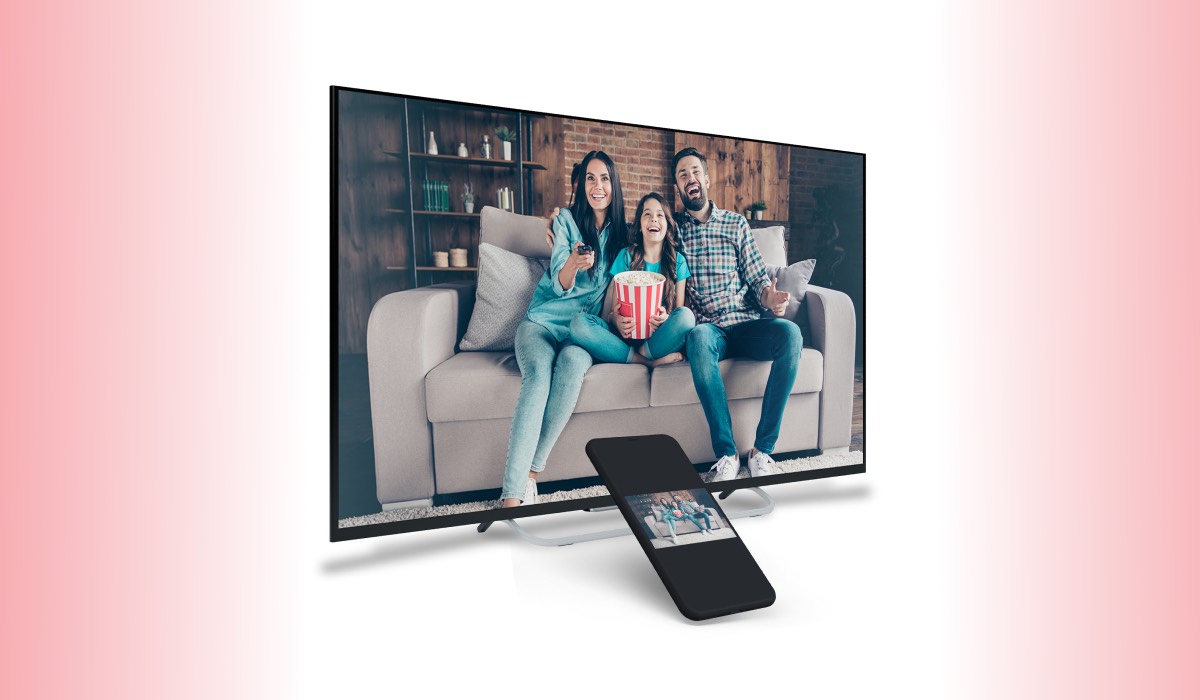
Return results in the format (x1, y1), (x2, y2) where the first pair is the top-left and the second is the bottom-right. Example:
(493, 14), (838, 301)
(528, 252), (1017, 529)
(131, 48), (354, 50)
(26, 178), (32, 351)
(608, 248), (690, 280)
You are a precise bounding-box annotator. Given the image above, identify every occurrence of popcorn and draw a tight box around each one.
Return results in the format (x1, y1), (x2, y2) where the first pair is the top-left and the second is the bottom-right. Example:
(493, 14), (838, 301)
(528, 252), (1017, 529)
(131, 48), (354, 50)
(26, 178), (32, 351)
(615, 271), (665, 287)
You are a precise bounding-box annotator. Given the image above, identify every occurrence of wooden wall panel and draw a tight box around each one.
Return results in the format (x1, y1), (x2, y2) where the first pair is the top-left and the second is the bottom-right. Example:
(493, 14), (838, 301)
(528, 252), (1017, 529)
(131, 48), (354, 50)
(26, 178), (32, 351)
(337, 91), (410, 355)
(529, 115), (565, 217)
(672, 132), (789, 220)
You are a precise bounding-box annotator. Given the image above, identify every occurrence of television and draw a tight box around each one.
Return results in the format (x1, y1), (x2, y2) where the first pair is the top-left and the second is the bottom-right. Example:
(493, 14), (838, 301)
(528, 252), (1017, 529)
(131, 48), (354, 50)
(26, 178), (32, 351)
(332, 86), (864, 543)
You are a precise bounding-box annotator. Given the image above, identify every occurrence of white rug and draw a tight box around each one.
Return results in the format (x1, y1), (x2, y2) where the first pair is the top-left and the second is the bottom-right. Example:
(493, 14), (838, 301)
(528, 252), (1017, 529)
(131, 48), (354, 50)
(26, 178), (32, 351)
(338, 450), (863, 529)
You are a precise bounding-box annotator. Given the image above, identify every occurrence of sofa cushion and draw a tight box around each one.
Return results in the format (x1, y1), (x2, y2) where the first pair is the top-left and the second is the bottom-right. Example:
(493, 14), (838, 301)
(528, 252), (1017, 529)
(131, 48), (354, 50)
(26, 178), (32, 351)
(764, 258), (816, 322)
(752, 225), (787, 267)
(425, 352), (651, 423)
(480, 205), (552, 259)
(458, 242), (546, 351)
(649, 352), (824, 407)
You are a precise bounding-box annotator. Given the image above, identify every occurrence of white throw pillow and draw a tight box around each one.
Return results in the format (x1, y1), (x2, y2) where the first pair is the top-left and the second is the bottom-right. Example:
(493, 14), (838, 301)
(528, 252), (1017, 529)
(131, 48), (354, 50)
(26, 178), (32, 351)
(751, 225), (787, 267)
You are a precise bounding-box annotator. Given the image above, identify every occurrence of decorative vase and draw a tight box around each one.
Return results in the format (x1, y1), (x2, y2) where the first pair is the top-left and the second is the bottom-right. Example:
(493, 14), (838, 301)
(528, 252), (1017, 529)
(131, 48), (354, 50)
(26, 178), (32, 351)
(502, 141), (512, 161)
(754, 210), (764, 220)
(426, 131), (438, 155)
(449, 248), (468, 268)
(464, 201), (474, 214)
(433, 251), (449, 268)
(457, 142), (468, 158)
(480, 135), (492, 159)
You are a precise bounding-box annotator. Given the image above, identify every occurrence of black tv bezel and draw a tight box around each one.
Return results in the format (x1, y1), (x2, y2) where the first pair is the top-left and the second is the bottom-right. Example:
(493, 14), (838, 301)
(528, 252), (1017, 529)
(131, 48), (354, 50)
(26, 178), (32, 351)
(330, 85), (866, 543)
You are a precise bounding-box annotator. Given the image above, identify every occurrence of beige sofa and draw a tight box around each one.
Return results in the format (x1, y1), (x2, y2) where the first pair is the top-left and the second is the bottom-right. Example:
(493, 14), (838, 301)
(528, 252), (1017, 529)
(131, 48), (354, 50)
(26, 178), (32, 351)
(367, 208), (856, 509)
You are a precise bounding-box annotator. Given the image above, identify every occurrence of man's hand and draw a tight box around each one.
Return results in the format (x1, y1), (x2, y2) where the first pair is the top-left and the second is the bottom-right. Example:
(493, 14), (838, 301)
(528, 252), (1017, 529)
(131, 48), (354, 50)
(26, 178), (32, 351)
(545, 207), (561, 249)
(647, 306), (669, 333)
(762, 278), (790, 317)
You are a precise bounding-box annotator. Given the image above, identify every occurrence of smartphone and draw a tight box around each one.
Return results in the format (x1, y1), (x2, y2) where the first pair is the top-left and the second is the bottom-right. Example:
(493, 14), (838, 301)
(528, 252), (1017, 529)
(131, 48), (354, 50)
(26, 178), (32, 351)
(586, 435), (775, 620)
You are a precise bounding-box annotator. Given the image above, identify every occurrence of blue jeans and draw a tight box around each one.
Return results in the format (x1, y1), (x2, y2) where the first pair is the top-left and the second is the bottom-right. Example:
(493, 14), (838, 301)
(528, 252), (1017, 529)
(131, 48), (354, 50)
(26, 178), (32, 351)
(685, 318), (803, 459)
(664, 514), (707, 535)
(569, 306), (696, 363)
(502, 320), (594, 500)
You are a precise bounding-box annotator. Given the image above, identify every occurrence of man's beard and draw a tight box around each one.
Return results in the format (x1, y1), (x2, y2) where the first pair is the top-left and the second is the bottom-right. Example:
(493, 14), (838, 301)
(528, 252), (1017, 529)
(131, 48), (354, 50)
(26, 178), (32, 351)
(682, 190), (707, 211)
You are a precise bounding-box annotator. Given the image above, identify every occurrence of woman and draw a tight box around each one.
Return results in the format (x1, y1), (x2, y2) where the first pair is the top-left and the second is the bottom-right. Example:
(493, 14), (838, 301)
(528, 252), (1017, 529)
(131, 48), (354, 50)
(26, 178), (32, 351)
(499, 151), (629, 508)
(570, 192), (695, 366)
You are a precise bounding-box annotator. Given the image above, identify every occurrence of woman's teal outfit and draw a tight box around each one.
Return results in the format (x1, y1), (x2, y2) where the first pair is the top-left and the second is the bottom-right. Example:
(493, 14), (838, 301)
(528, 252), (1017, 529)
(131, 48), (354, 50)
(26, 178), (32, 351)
(569, 248), (696, 363)
(501, 210), (612, 501)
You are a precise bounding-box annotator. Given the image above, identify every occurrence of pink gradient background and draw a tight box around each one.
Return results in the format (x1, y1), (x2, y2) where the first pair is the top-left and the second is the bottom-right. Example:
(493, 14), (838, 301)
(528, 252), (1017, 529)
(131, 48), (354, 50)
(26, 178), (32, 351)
(1, 1), (1196, 698)
(0, 2), (303, 697)
(949, 2), (1200, 697)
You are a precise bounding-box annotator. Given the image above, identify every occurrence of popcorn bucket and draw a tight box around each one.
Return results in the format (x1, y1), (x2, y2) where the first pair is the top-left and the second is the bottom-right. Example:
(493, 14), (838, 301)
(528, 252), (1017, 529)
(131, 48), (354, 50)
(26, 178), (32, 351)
(613, 271), (666, 340)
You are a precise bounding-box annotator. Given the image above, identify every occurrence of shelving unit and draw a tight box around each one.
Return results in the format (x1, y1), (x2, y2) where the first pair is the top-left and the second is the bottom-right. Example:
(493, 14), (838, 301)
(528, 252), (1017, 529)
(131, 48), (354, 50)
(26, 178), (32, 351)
(384, 98), (548, 288)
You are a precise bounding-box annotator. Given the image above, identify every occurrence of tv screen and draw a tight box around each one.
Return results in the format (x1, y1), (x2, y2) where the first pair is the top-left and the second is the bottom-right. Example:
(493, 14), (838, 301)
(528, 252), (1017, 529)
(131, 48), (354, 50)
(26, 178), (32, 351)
(332, 86), (864, 541)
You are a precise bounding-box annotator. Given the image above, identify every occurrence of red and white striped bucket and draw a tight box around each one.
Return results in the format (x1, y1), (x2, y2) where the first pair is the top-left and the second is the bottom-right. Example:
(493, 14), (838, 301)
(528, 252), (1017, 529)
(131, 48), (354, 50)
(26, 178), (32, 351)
(613, 271), (666, 340)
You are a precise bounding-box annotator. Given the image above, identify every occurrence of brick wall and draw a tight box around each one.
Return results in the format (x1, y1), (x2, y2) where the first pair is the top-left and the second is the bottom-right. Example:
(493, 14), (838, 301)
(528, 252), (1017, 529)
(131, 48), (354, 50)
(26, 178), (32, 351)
(562, 118), (676, 225)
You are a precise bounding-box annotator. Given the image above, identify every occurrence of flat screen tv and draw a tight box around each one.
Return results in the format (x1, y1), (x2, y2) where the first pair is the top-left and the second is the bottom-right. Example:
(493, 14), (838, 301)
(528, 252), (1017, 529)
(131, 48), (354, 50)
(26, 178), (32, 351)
(332, 86), (864, 542)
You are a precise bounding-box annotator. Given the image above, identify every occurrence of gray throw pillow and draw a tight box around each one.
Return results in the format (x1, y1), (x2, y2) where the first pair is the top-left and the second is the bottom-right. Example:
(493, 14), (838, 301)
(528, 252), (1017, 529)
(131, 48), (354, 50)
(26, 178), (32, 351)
(458, 242), (548, 351)
(763, 258), (816, 322)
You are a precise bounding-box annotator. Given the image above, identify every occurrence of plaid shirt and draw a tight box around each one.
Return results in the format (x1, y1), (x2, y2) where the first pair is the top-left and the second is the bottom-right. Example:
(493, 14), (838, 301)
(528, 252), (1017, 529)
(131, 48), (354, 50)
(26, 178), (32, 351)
(676, 202), (772, 327)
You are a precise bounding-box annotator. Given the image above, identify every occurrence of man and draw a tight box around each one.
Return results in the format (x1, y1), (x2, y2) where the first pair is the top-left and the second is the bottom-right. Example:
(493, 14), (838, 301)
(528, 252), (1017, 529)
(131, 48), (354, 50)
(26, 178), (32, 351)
(674, 496), (714, 533)
(669, 147), (800, 482)
(545, 148), (801, 481)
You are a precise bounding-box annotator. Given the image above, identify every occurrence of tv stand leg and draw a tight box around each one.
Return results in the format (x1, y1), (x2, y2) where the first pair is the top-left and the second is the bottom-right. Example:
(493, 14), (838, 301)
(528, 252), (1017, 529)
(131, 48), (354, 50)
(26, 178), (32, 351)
(723, 487), (775, 518)
(498, 519), (632, 547)
(477, 521), (494, 533)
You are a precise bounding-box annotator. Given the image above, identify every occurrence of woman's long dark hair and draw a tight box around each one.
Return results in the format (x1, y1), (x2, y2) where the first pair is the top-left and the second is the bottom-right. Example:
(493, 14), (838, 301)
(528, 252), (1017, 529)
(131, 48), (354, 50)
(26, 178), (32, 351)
(628, 192), (680, 311)
(569, 151), (627, 279)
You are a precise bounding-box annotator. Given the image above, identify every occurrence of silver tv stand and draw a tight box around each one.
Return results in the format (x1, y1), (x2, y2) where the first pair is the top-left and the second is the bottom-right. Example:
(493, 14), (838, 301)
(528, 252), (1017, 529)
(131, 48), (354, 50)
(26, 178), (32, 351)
(476, 487), (775, 547)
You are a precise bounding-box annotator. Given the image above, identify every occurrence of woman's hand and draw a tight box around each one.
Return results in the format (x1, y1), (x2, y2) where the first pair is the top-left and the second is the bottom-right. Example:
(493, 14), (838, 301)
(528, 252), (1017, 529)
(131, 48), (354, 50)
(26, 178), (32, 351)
(568, 241), (595, 274)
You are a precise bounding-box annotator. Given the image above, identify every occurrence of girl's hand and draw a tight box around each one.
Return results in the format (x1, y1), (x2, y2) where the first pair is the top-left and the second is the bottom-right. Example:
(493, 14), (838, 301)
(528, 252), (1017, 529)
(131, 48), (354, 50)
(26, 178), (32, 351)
(614, 311), (635, 339)
(568, 241), (595, 273)
(648, 306), (668, 333)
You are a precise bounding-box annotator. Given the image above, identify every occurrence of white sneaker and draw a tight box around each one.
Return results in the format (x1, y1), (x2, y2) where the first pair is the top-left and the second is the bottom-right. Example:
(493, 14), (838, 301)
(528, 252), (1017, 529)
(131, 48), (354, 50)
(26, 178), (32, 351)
(748, 450), (777, 478)
(522, 477), (538, 505)
(671, 534), (679, 544)
(707, 454), (740, 482)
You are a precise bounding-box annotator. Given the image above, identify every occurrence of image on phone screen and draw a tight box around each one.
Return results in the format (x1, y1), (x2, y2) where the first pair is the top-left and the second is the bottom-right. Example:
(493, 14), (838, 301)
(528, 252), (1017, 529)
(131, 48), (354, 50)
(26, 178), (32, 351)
(624, 488), (737, 549)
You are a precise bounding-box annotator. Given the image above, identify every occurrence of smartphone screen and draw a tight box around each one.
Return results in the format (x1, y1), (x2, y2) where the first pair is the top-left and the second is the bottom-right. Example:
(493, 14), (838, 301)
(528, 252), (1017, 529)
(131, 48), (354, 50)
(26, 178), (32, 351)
(587, 435), (775, 620)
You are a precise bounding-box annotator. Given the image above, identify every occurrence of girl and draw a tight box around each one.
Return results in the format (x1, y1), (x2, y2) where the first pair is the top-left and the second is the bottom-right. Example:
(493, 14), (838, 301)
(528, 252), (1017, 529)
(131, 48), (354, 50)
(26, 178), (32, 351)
(569, 192), (695, 366)
(499, 151), (628, 508)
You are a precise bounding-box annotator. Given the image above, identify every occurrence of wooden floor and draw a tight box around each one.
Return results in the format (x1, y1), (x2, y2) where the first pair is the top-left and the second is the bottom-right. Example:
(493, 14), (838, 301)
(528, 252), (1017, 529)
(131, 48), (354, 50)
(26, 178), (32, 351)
(335, 354), (865, 516)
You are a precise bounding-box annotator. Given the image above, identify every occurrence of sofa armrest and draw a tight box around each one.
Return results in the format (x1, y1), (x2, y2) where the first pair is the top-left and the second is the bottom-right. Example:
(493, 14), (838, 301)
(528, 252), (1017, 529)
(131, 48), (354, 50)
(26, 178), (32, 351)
(805, 285), (856, 452)
(367, 284), (469, 506)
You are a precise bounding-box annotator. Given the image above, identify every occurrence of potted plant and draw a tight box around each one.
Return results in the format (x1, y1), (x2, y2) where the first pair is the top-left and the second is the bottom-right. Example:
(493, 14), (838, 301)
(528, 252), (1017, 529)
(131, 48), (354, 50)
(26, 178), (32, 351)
(495, 126), (517, 160)
(461, 183), (476, 214)
(750, 201), (767, 220)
